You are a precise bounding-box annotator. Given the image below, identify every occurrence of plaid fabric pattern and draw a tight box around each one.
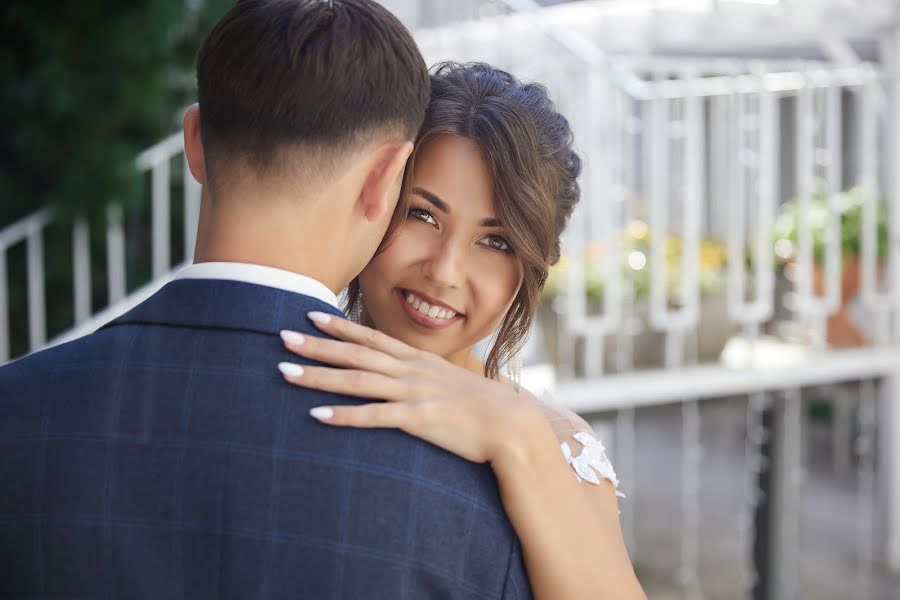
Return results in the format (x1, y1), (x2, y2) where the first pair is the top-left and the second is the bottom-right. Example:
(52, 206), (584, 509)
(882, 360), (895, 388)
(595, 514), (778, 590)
(0, 279), (531, 599)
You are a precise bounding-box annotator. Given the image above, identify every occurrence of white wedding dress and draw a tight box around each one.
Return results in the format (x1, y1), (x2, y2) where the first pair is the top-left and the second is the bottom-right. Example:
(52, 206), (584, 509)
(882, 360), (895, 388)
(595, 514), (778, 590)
(537, 400), (624, 497)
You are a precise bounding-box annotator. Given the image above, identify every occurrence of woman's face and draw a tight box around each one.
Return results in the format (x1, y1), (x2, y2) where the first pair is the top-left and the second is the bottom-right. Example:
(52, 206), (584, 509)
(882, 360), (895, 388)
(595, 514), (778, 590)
(358, 134), (524, 364)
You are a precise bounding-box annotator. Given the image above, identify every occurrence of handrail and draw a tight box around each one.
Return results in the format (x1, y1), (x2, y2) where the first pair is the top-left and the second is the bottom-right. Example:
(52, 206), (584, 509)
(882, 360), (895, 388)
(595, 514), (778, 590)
(0, 208), (51, 250)
(0, 129), (198, 363)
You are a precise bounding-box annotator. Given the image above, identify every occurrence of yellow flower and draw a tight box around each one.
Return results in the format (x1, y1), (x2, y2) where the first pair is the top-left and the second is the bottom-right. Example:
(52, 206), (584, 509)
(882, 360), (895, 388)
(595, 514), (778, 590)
(626, 220), (649, 242)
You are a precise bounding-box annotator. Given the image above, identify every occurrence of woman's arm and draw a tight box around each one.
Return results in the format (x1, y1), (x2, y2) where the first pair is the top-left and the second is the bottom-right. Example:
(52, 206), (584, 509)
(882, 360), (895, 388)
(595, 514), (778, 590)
(278, 312), (646, 600)
(492, 404), (645, 600)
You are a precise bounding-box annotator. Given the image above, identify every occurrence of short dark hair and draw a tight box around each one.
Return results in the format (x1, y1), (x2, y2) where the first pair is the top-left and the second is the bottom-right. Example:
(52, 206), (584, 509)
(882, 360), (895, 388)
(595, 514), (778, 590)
(196, 0), (430, 176)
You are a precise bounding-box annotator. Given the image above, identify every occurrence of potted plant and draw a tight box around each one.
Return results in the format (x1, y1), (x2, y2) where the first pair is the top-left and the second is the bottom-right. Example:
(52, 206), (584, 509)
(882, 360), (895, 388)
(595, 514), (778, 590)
(541, 220), (729, 371)
(772, 186), (889, 347)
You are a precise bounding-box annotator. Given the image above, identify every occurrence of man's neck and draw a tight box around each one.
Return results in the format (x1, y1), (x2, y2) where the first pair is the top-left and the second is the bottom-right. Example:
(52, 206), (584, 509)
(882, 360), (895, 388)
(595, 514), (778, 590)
(195, 198), (350, 294)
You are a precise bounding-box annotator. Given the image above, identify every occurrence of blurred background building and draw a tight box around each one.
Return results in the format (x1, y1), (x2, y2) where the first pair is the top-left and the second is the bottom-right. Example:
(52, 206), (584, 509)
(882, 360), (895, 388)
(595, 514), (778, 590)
(4, 0), (900, 598)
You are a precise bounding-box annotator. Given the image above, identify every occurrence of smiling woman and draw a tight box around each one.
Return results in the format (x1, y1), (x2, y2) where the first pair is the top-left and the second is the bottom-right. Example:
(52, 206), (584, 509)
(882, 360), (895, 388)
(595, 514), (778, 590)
(349, 61), (582, 379)
(358, 133), (525, 371)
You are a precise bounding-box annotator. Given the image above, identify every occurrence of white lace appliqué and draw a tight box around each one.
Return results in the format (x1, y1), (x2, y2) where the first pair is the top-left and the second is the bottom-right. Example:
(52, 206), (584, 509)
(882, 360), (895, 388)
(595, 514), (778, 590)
(561, 432), (625, 498)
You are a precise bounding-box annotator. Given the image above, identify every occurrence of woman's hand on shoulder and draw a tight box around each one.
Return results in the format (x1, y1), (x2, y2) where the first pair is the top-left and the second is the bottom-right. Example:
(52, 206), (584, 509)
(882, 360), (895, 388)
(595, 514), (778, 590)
(277, 312), (548, 465)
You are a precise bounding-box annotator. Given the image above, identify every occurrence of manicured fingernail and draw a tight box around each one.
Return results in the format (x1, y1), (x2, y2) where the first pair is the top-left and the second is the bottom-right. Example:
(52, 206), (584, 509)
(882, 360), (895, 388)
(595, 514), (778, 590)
(310, 406), (334, 420)
(280, 330), (305, 345)
(308, 311), (332, 324)
(278, 362), (304, 377)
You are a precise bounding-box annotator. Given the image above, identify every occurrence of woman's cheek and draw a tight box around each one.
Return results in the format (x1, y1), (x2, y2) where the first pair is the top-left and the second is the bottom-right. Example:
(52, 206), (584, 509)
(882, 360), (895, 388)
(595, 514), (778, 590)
(470, 258), (523, 334)
(378, 226), (433, 272)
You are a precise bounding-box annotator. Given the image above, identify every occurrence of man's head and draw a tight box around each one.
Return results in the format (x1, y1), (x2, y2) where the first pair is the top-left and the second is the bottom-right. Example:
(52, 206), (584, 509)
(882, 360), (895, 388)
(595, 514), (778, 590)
(183, 0), (430, 290)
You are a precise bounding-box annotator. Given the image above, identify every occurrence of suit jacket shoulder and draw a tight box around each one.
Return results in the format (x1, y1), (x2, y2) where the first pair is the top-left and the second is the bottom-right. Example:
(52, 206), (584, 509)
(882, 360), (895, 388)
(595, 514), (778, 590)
(0, 279), (531, 599)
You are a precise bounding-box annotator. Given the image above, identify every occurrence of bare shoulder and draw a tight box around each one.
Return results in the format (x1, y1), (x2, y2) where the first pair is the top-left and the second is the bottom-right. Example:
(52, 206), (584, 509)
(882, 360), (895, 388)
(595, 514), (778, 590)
(493, 369), (598, 447)
(534, 399), (594, 442)
(535, 397), (624, 502)
(493, 370), (594, 441)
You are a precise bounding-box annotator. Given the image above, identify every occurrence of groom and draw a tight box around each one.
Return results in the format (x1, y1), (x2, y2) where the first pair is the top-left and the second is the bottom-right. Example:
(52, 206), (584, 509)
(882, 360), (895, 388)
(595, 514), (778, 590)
(0, 1), (531, 598)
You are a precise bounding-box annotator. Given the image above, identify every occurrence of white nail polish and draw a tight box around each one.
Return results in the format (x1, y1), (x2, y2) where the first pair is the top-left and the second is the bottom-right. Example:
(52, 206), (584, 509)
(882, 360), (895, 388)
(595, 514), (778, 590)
(310, 407), (334, 420)
(308, 311), (332, 324)
(280, 330), (305, 345)
(278, 362), (304, 377)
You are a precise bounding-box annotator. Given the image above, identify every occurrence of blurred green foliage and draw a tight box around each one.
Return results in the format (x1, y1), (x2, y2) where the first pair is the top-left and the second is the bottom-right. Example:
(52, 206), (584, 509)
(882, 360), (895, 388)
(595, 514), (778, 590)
(772, 187), (889, 265)
(1, 0), (232, 226)
(1, 0), (232, 357)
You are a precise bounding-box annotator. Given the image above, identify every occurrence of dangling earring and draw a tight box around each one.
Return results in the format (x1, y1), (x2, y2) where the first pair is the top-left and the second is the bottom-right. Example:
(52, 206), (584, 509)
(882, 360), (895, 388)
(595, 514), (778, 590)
(508, 351), (522, 392)
(350, 289), (363, 324)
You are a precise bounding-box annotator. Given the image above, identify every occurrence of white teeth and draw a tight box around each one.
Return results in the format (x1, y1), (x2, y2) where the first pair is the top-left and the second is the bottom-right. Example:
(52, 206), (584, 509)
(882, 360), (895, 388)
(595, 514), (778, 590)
(402, 291), (459, 320)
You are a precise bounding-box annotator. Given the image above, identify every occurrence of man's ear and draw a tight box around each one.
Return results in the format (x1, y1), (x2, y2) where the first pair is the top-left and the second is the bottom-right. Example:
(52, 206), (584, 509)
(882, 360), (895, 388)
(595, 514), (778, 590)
(183, 103), (207, 184)
(359, 141), (415, 222)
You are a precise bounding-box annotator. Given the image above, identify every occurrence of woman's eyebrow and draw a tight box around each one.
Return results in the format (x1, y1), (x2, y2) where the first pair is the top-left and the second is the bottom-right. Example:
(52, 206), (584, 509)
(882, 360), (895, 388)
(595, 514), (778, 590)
(412, 187), (450, 214)
(413, 186), (502, 228)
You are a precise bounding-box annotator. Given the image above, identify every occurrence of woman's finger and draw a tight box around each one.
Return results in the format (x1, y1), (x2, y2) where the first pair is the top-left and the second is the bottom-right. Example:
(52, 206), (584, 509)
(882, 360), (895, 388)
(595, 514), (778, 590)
(307, 312), (421, 360)
(278, 362), (413, 401)
(280, 330), (401, 377)
(308, 402), (413, 429)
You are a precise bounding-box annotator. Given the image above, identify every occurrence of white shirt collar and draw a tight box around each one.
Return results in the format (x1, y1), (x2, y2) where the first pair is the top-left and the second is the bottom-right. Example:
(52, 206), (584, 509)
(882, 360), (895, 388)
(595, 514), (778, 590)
(174, 262), (340, 310)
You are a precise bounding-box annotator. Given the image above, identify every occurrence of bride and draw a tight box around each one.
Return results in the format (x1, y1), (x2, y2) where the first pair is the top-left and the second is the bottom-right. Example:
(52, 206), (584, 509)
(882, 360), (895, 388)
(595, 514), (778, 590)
(277, 62), (646, 600)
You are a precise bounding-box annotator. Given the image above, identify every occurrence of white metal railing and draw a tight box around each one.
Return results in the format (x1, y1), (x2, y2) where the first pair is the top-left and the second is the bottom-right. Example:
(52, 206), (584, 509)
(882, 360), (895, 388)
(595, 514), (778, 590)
(0, 131), (199, 363)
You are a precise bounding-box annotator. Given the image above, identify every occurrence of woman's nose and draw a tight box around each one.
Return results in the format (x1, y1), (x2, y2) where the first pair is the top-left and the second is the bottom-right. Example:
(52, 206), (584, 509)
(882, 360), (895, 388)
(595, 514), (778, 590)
(424, 240), (466, 289)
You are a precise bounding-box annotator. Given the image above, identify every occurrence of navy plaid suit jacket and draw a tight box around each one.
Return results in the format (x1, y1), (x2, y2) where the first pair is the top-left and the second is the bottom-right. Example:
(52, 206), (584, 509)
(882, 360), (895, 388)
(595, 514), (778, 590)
(0, 278), (532, 599)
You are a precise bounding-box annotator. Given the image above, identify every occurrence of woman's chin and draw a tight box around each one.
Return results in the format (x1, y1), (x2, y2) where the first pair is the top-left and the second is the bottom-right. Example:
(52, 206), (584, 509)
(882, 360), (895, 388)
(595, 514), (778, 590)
(376, 315), (461, 361)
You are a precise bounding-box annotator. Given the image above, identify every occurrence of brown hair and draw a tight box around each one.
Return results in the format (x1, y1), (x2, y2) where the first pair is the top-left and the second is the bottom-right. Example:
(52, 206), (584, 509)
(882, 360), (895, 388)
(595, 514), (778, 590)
(196, 0), (430, 179)
(351, 62), (581, 380)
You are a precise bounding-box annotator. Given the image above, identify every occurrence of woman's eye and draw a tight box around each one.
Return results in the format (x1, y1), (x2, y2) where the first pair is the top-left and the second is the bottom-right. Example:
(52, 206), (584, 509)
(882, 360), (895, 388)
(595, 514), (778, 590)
(408, 207), (437, 226)
(480, 234), (513, 254)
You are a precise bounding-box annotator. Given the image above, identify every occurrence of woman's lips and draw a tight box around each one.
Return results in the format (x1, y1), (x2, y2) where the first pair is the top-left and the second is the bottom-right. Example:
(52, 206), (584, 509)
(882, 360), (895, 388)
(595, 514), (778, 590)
(395, 289), (464, 330)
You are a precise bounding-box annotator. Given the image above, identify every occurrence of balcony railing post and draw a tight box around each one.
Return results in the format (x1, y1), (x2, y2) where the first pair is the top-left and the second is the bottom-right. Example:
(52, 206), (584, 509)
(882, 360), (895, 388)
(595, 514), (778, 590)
(151, 159), (171, 279)
(0, 245), (8, 363)
(72, 215), (91, 323)
(856, 379), (878, 598)
(106, 204), (126, 305)
(881, 369), (900, 572)
(26, 227), (46, 350)
(767, 388), (802, 600)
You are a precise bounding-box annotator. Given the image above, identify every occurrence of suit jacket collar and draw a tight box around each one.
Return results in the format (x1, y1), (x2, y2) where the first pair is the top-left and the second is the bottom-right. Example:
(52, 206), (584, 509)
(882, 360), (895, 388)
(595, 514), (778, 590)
(174, 262), (340, 309)
(101, 278), (345, 337)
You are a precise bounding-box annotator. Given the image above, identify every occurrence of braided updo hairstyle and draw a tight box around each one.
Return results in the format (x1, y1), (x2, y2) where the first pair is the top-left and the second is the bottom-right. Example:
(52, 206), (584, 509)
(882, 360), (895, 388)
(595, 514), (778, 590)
(349, 61), (581, 379)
